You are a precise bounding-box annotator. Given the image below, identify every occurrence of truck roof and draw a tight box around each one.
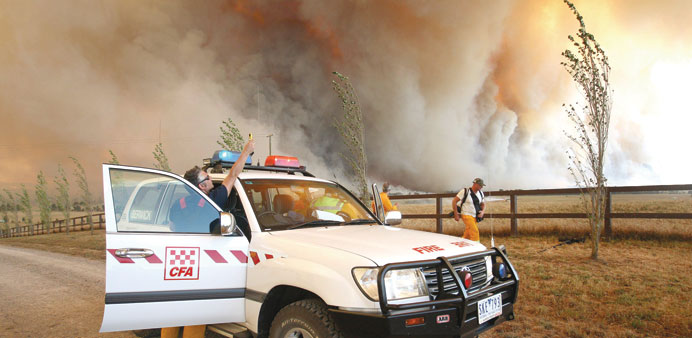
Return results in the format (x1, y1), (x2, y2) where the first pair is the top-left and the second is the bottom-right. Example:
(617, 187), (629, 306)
(208, 170), (332, 183)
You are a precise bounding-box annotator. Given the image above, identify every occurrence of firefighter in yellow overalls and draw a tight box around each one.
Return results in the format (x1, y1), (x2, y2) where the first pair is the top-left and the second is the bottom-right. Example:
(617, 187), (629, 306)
(311, 188), (358, 221)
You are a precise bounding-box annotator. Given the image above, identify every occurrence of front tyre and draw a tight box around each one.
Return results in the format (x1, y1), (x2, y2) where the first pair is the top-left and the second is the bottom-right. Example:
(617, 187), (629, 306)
(269, 299), (343, 338)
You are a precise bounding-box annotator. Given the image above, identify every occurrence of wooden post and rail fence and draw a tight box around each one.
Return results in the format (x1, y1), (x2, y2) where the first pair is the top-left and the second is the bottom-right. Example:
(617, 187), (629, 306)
(0, 213), (106, 238)
(1, 184), (690, 238)
(388, 184), (692, 237)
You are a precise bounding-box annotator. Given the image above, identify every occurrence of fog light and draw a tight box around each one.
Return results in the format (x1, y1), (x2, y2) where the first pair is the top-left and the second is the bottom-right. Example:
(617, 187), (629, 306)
(493, 263), (508, 279)
(405, 317), (425, 326)
(460, 271), (472, 289)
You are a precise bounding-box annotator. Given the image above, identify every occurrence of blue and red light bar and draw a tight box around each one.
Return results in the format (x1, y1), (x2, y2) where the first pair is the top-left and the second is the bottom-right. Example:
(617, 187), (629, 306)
(265, 155), (301, 168)
(211, 150), (252, 167)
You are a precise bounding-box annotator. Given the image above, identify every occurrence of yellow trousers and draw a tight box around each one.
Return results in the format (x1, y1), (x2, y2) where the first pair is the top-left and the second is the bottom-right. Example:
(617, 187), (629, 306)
(461, 215), (479, 242)
(161, 325), (206, 338)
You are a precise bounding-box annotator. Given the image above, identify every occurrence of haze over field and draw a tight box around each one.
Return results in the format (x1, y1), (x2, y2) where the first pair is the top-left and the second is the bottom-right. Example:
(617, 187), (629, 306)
(1, 0), (691, 194)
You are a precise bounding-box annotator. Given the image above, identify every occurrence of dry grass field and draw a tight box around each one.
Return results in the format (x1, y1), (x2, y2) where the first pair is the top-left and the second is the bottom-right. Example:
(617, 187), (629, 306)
(2, 193), (691, 337)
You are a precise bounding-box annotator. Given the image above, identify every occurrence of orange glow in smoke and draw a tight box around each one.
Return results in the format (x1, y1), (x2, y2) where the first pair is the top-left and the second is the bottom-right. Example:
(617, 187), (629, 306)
(225, 0), (265, 25)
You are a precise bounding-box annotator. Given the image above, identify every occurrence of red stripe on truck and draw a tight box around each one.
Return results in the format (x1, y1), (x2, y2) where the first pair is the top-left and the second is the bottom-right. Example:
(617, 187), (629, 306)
(231, 250), (248, 264)
(107, 249), (134, 263)
(205, 250), (228, 263)
(145, 254), (163, 264)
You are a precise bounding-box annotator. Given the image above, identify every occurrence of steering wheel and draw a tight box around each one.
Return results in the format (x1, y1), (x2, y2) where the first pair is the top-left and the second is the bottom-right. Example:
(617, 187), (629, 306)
(256, 211), (279, 225)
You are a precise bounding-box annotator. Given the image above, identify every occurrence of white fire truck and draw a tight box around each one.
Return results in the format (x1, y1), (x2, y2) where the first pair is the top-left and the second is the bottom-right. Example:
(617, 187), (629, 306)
(100, 151), (518, 338)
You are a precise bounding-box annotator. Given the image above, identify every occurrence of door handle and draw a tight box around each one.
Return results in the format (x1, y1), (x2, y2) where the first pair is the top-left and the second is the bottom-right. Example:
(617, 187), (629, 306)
(115, 248), (154, 258)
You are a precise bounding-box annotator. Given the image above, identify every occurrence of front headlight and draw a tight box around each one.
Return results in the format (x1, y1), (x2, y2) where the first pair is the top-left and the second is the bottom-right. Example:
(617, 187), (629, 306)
(352, 267), (428, 301)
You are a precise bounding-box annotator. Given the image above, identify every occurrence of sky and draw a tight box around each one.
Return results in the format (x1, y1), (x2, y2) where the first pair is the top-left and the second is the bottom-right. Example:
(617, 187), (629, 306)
(1, 0), (691, 198)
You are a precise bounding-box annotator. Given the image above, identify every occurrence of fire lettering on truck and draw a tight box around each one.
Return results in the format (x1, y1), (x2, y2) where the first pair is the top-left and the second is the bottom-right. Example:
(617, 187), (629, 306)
(412, 245), (445, 254)
(451, 241), (473, 248)
(164, 247), (200, 280)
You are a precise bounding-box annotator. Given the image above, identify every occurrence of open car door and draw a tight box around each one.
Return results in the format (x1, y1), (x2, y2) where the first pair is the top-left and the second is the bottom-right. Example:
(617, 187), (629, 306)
(100, 165), (249, 332)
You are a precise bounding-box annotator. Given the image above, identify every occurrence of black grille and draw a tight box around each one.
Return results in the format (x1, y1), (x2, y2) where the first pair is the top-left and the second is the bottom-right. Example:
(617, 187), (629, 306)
(422, 258), (487, 296)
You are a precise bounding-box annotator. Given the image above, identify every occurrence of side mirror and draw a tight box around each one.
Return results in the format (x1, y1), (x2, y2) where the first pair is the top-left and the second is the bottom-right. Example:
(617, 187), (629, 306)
(219, 212), (237, 235)
(384, 211), (402, 226)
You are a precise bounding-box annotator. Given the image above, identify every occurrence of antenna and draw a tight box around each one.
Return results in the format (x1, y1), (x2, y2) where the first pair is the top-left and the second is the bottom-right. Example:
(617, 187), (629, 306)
(266, 134), (273, 156)
(489, 178), (495, 248)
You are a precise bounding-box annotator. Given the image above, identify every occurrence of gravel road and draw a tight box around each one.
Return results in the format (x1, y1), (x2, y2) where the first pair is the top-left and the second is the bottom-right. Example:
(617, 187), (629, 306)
(0, 244), (136, 338)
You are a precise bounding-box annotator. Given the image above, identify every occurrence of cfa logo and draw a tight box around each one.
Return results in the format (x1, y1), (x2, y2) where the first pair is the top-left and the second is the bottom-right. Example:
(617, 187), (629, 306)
(164, 247), (200, 280)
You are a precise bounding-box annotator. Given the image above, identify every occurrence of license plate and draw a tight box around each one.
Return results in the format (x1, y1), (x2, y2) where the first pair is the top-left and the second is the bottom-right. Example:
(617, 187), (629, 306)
(477, 294), (502, 324)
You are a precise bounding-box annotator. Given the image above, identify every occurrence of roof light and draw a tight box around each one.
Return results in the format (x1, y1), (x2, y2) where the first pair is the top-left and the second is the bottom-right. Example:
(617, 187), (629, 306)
(211, 150), (252, 167)
(265, 155), (301, 168)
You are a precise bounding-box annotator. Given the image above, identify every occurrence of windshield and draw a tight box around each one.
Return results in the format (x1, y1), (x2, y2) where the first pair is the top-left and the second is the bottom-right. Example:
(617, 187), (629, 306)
(240, 179), (377, 231)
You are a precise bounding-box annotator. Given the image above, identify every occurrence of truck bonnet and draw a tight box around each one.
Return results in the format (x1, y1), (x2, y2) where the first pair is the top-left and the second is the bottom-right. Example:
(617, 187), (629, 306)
(267, 225), (486, 266)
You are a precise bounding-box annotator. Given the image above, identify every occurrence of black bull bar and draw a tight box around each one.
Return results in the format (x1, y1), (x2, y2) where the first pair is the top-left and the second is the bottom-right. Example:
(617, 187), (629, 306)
(376, 246), (519, 334)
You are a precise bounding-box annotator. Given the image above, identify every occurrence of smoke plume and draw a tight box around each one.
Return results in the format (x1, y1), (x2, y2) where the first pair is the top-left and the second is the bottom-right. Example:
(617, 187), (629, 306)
(1, 0), (690, 196)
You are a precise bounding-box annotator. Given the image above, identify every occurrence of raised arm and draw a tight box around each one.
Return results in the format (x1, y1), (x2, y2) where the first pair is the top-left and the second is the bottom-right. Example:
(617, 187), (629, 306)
(221, 140), (255, 196)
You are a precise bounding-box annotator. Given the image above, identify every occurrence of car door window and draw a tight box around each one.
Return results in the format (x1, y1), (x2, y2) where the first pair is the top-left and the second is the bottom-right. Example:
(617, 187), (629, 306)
(110, 169), (218, 233)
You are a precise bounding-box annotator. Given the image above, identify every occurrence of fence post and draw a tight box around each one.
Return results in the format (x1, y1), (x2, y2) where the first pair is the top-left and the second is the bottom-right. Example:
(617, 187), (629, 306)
(510, 194), (518, 236)
(436, 197), (443, 233)
(604, 189), (612, 240)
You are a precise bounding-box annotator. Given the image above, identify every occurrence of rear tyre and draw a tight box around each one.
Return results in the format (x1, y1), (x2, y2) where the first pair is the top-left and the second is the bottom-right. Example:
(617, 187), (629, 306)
(269, 299), (343, 338)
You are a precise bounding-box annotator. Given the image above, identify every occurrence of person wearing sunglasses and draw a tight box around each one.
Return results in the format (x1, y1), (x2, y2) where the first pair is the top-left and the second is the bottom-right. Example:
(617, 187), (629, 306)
(183, 139), (255, 208)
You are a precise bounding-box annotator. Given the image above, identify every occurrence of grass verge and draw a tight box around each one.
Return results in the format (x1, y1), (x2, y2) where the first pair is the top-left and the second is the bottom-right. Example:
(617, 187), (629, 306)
(1, 229), (106, 260)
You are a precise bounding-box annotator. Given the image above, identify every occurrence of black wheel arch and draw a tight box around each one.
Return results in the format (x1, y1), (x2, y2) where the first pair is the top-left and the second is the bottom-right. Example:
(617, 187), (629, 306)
(256, 285), (321, 338)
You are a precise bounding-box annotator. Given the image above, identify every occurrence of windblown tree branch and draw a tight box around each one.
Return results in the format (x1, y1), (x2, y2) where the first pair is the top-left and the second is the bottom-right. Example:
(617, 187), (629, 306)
(108, 150), (120, 165)
(18, 185), (33, 235)
(54, 164), (71, 235)
(217, 118), (245, 152)
(561, 0), (613, 260)
(4, 189), (20, 230)
(153, 142), (171, 172)
(70, 157), (95, 235)
(35, 171), (51, 233)
(332, 71), (369, 202)
(0, 193), (8, 233)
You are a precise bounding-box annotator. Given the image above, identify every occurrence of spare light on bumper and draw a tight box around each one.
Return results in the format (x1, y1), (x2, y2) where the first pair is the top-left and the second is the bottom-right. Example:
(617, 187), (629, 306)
(352, 267), (428, 301)
(493, 262), (508, 280)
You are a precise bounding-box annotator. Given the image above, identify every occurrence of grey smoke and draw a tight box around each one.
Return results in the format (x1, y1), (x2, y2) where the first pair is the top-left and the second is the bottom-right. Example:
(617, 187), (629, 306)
(0, 0), (689, 197)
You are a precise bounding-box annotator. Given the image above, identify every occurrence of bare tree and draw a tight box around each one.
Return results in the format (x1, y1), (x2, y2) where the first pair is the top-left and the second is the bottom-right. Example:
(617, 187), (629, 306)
(54, 164), (71, 234)
(70, 157), (95, 235)
(35, 171), (52, 234)
(18, 184), (33, 235)
(331, 71), (369, 202)
(561, 0), (612, 260)
(153, 142), (171, 171)
(4, 189), (20, 231)
(217, 118), (245, 152)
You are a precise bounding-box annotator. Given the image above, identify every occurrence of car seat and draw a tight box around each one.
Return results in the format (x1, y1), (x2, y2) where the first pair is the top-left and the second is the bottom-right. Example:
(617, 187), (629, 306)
(273, 194), (295, 214)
